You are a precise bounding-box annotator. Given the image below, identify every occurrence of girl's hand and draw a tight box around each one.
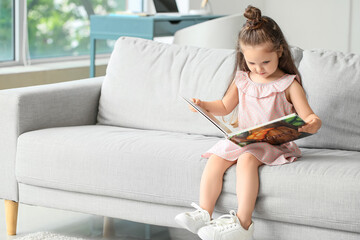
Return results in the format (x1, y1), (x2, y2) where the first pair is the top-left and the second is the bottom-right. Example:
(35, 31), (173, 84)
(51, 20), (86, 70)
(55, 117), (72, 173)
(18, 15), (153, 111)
(298, 117), (322, 134)
(189, 98), (202, 112)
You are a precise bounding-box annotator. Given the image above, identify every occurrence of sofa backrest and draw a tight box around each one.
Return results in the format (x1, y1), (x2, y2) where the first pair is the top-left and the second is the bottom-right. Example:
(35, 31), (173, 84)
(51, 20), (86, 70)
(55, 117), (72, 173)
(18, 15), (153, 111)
(295, 49), (360, 151)
(97, 37), (236, 137)
(98, 37), (360, 151)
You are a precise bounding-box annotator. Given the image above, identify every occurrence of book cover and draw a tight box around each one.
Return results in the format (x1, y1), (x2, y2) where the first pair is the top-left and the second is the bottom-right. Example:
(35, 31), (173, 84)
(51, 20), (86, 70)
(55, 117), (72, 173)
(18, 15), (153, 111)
(182, 96), (312, 146)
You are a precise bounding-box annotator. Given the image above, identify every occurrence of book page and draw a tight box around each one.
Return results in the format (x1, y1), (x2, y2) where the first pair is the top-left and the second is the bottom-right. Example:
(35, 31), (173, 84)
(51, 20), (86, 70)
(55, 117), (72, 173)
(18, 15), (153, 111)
(228, 113), (312, 146)
(181, 96), (233, 135)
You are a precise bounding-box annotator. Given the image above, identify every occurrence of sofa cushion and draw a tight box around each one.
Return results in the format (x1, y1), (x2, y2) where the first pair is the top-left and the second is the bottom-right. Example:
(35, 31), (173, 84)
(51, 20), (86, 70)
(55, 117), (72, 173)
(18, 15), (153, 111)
(97, 37), (236, 137)
(289, 45), (303, 68)
(97, 37), (304, 138)
(16, 126), (360, 233)
(296, 50), (360, 151)
(16, 125), (215, 205)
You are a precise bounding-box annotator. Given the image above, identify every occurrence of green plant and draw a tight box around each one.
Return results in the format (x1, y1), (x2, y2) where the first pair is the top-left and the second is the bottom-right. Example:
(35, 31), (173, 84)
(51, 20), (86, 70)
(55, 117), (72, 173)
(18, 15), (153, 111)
(27, 0), (126, 59)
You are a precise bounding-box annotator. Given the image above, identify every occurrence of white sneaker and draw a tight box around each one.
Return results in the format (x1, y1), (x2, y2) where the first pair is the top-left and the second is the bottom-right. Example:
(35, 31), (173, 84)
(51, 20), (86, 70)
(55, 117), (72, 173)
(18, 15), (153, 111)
(174, 202), (211, 234)
(198, 210), (254, 240)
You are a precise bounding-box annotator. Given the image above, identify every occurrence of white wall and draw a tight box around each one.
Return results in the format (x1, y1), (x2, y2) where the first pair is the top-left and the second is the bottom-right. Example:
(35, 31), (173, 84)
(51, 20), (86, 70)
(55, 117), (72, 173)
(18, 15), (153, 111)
(190, 0), (360, 54)
(189, 0), (264, 15)
(350, 0), (360, 54)
(262, 0), (358, 53)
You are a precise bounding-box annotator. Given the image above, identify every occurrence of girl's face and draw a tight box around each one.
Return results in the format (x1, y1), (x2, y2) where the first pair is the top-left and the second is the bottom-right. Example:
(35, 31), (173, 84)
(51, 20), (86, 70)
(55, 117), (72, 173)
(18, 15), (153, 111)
(241, 42), (282, 80)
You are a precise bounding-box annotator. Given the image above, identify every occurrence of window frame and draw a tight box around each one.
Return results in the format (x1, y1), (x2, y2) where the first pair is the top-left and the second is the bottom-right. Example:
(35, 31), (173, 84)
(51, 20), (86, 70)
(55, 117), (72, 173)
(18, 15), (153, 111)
(0, 0), (16, 66)
(0, 0), (114, 68)
(0, 0), (31, 67)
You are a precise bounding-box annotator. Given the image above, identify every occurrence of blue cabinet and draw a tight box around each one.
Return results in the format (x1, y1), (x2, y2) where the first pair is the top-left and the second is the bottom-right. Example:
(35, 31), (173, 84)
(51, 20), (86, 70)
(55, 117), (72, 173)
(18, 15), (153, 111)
(89, 14), (223, 77)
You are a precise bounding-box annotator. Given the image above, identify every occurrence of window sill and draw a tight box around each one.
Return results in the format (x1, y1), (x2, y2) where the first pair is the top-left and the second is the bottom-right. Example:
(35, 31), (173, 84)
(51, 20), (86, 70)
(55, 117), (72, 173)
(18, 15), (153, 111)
(0, 57), (109, 75)
(0, 57), (109, 90)
(0, 37), (173, 90)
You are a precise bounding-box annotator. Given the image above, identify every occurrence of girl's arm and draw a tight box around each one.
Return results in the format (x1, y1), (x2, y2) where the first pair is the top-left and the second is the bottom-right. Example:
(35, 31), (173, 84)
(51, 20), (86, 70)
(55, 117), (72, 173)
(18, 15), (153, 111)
(190, 82), (239, 116)
(286, 81), (322, 134)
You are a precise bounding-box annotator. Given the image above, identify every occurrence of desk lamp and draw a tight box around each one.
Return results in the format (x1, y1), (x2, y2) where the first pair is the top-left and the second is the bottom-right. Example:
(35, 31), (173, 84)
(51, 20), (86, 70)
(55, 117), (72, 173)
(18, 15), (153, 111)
(201, 0), (208, 8)
(189, 0), (212, 15)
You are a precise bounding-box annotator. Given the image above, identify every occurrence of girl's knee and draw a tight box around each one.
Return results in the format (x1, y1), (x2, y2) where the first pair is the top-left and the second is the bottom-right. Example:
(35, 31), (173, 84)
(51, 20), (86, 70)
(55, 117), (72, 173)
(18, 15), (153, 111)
(207, 154), (236, 172)
(237, 153), (263, 169)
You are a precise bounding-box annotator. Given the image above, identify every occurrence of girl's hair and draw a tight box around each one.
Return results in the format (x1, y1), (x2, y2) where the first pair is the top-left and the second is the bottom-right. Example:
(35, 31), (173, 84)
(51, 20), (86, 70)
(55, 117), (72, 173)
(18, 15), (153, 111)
(235, 5), (301, 84)
(226, 6), (302, 128)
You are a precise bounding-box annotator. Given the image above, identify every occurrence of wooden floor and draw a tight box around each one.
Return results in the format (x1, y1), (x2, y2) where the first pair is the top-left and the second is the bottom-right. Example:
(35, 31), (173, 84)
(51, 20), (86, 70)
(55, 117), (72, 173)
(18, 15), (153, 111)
(0, 200), (198, 240)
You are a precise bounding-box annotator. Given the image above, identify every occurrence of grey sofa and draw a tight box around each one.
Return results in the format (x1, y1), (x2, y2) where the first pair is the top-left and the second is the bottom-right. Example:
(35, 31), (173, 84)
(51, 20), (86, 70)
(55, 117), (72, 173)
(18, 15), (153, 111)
(1, 37), (360, 240)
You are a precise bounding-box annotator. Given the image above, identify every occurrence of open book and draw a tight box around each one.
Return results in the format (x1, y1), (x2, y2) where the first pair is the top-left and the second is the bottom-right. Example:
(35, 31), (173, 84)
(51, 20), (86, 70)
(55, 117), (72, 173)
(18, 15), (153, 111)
(182, 97), (312, 147)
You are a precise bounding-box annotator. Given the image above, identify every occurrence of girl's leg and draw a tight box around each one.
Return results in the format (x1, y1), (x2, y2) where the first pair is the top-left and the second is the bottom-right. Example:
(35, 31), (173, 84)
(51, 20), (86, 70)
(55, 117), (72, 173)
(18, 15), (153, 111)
(236, 152), (264, 230)
(200, 154), (236, 217)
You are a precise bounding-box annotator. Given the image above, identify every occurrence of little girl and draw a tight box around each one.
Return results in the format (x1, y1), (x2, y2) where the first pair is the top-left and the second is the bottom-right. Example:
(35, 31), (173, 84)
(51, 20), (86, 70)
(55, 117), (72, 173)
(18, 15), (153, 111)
(175, 5), (321, 240)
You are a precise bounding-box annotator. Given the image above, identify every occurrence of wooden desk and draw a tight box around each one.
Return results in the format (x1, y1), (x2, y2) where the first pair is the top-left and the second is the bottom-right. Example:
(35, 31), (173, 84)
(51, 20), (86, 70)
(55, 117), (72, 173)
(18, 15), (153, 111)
(90, 14), (223, 77)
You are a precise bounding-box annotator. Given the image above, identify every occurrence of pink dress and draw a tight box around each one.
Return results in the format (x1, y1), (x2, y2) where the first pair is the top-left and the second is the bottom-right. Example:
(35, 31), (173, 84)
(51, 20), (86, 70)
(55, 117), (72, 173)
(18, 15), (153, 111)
(202, 71), (301, 166)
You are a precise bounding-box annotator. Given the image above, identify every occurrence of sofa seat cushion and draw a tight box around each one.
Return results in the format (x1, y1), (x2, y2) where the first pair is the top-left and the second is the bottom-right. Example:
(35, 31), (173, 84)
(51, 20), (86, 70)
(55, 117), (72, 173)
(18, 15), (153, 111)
(220, 148), (360, 233)
(16, 125), (360, 233)
(16, 125), (215, 205)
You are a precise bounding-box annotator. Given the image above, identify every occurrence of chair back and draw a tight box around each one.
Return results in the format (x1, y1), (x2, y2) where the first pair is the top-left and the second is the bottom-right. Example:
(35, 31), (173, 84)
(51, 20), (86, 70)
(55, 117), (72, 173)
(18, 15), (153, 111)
(173, 14), (245, 49)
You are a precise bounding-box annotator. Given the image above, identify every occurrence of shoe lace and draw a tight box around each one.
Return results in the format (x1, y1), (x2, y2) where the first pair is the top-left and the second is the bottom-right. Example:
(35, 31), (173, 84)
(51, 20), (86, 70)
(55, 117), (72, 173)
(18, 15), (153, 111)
(189, 202), (208, 220)
(206, 210), (238, 232)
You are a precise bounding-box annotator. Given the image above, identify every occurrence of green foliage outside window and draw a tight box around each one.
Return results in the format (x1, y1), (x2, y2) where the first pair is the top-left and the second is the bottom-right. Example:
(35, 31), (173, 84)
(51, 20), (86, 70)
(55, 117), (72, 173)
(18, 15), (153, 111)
(27, 0), (126, 59)
(0, 0), (13, 62)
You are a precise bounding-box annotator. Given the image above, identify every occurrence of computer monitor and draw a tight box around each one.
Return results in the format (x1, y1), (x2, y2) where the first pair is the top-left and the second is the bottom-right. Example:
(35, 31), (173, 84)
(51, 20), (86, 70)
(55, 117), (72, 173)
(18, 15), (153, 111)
(153, 0), (179, 13)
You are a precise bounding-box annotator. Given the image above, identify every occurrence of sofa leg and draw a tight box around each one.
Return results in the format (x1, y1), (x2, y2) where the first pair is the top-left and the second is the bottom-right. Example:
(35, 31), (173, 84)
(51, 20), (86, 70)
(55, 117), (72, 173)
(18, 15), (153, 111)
(145, 224), (151, 240)
(4, 200), (19, 236)
(103, 217), (115, 237)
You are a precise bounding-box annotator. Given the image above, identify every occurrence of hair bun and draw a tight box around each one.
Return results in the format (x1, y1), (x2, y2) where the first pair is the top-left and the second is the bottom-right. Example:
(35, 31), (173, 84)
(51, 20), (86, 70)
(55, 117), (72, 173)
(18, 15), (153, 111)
(244, 5), (262, 29)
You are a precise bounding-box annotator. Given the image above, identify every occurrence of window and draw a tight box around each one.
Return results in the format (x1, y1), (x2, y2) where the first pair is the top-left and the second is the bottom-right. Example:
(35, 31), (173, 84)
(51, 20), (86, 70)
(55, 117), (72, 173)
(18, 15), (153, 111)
(27, 0), (126, 59)
(0, 0), (14, 62)
(1, 0), (127, 65)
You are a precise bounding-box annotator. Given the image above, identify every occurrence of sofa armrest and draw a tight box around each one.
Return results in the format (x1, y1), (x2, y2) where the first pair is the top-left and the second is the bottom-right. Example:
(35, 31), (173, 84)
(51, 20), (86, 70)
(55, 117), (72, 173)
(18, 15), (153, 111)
(0, 77), (104, 201)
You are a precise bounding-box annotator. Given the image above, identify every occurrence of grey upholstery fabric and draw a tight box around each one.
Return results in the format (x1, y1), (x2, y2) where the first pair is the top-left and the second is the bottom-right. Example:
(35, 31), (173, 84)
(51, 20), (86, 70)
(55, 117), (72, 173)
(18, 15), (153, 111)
(252, 217), (360, 240)
(0, 93), (19, 201)
(16, 125), (360, 233)
(16, 125), (214, 206)
(97, 37), (236, 137)
(289, 46), (304, 68)
(296, 50), (360, 151)
(19, 184), (360, 240)
(97, 38), (305, 139)
(0, 77), (103, 201)
(2, 37), (360, 239)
